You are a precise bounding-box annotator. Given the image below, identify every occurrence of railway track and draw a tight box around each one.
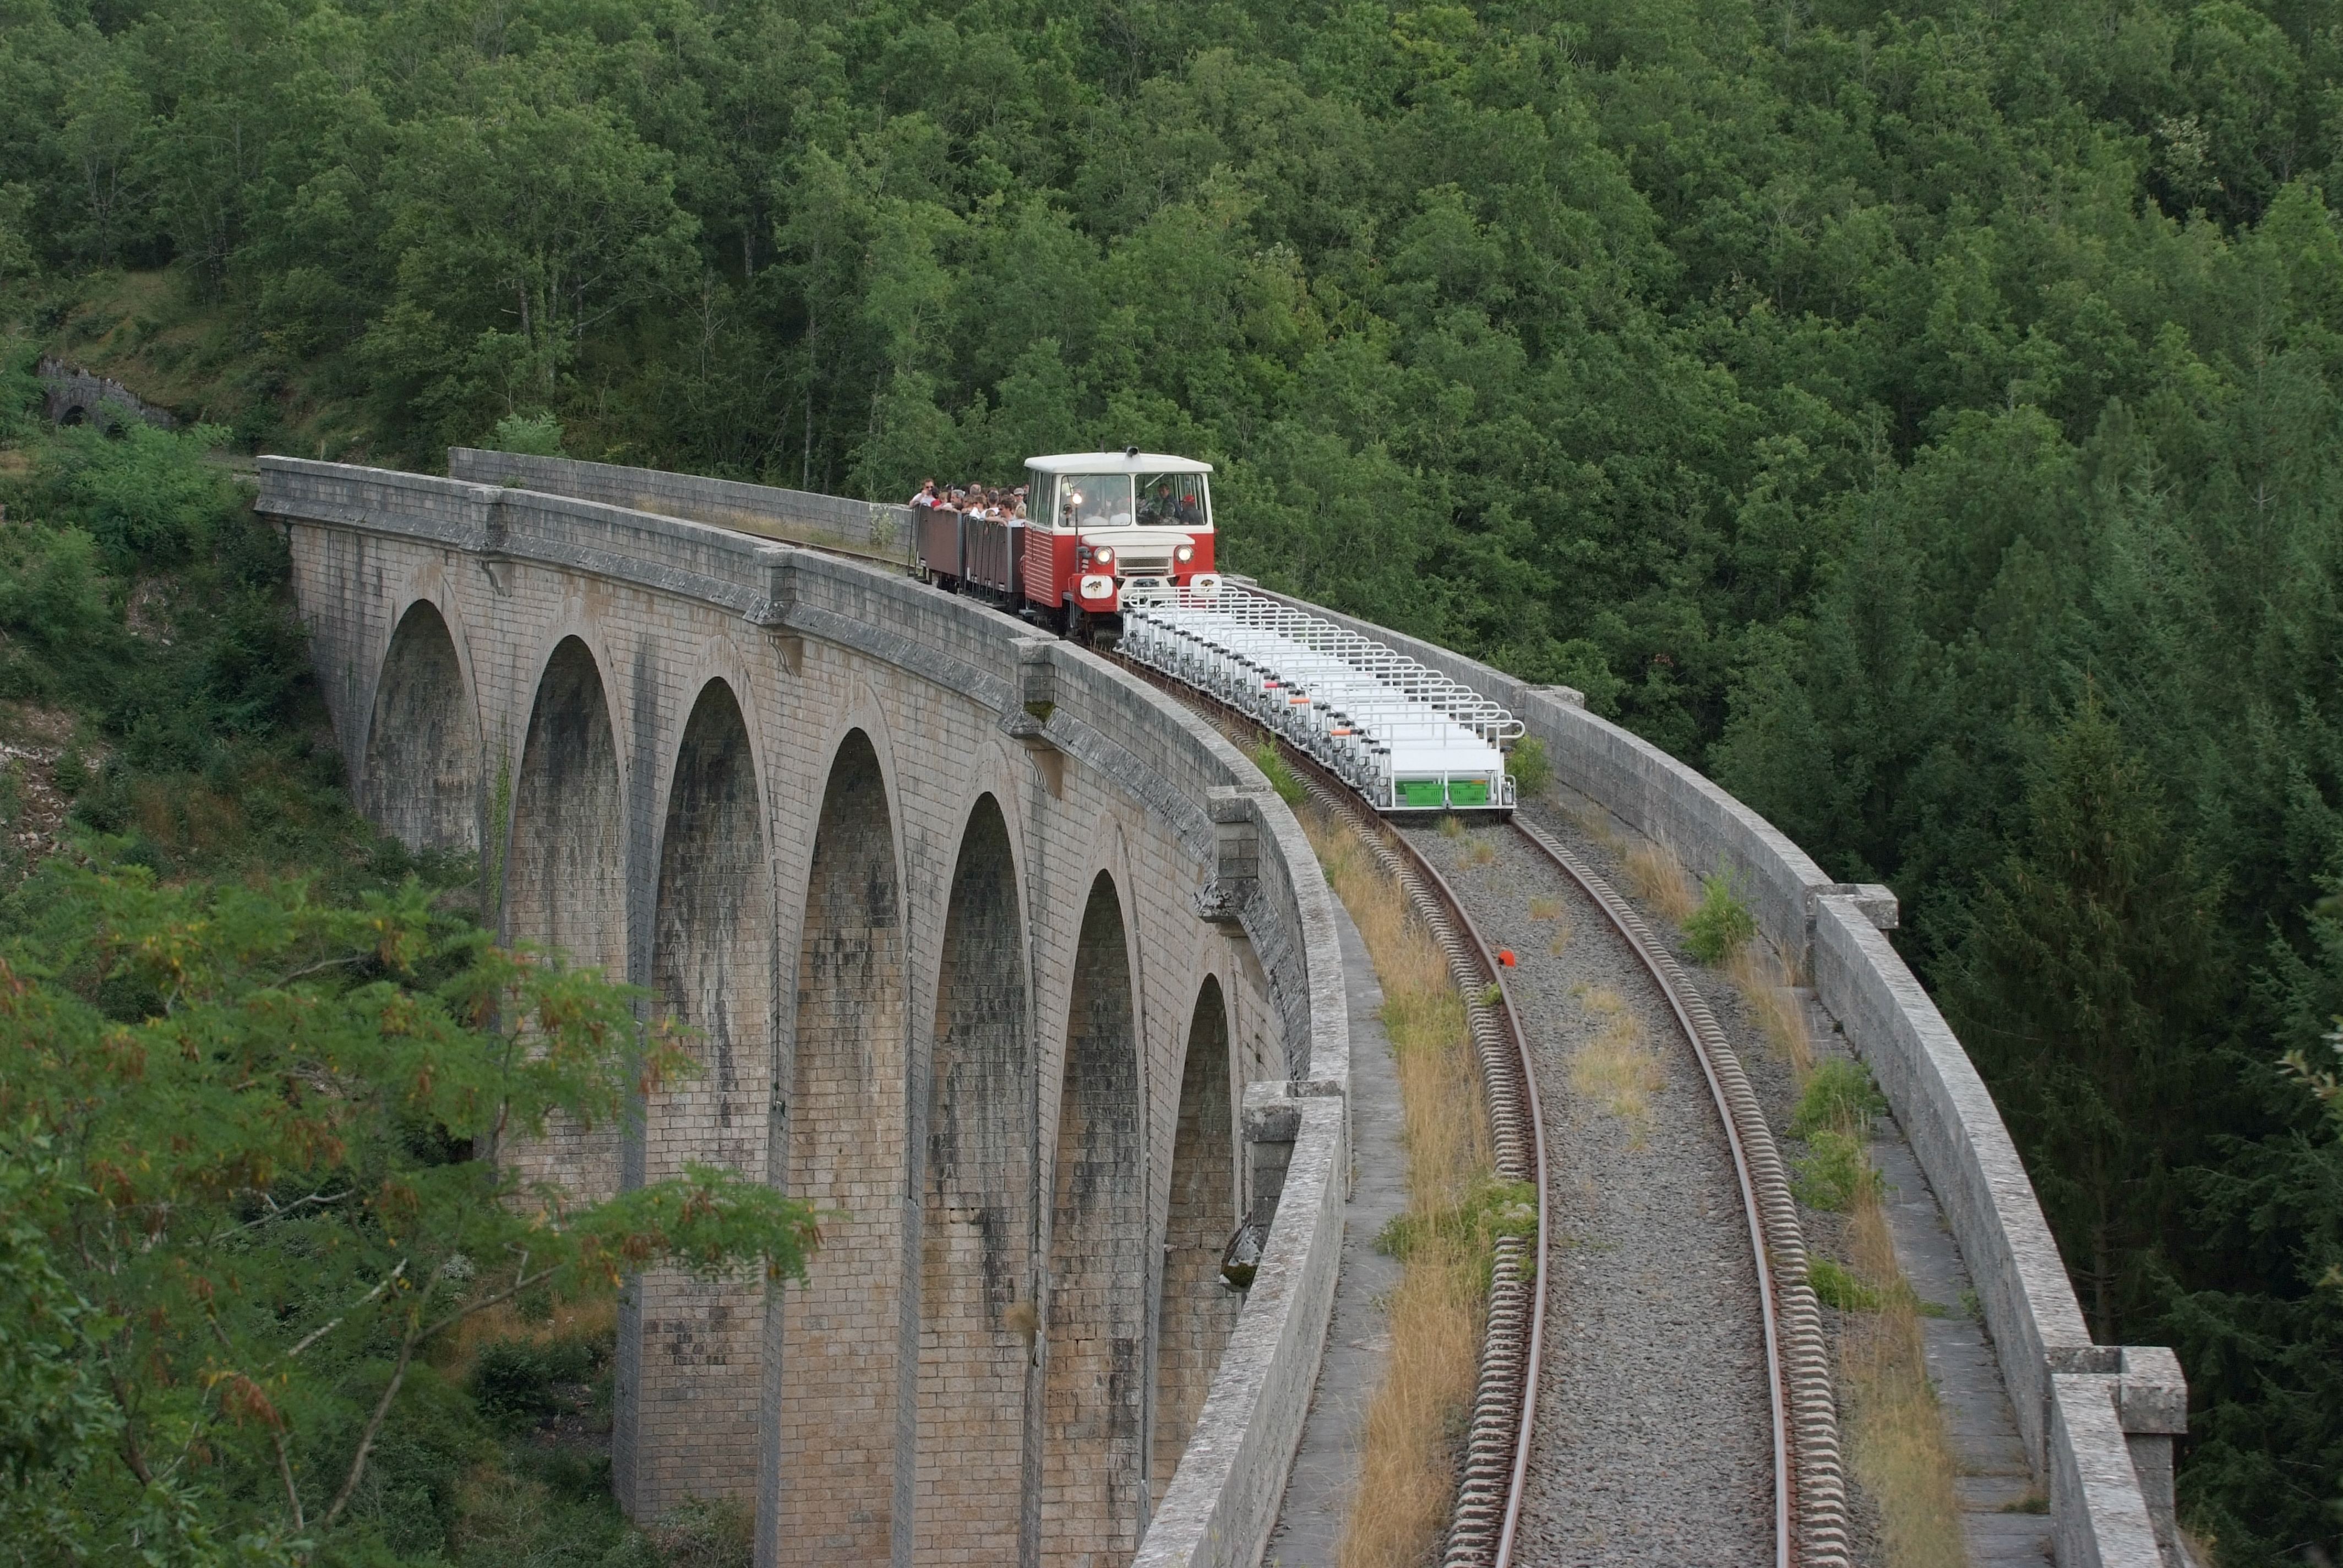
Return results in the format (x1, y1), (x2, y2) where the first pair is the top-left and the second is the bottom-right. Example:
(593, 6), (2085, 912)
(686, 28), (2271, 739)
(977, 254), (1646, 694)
(1425, 815), (1851, 1568)
(1119, 656), (1847, 1568)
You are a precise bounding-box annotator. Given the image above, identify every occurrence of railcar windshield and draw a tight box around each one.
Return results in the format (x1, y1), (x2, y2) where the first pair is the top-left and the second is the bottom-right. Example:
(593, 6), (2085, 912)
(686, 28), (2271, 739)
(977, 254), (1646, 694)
(1056, 473), (1134, 527)
(1136, 472), (1209, 527)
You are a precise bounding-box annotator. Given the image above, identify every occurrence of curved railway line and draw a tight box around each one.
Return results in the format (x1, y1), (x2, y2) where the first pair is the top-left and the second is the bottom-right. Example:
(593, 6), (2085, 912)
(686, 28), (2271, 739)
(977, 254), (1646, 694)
(1119, 656), (1849, 1568)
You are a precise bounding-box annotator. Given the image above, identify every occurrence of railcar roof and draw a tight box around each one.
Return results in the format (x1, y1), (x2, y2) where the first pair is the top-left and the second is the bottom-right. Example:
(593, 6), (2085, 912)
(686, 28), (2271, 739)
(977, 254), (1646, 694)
(1027, 452), (1213, 474)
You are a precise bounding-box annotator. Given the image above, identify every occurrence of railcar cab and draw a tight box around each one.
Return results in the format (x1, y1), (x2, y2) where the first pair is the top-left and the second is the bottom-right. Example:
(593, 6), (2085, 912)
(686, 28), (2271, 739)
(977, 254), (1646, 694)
(1022, 448), (1219, 646)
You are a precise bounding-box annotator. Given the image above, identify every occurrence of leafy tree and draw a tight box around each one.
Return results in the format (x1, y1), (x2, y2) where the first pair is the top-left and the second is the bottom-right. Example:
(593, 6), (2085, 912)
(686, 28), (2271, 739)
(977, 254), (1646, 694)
(1941, 698), (2229, 1337)
(0, 856), (819, 1561)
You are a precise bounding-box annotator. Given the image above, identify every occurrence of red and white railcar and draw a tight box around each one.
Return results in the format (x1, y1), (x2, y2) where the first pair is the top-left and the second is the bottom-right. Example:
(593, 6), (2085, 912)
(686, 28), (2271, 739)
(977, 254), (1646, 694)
(916, 448), (1219, 646)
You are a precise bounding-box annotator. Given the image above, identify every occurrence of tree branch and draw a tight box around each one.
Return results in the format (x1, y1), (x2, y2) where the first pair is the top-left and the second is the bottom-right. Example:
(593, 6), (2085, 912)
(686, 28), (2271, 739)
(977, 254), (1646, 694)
(417, 1260), (563, 1345)
(283, 1259), (401, 1362)
(107, 1369), (151, 1486)
(273, 1425), (305, 1533)
(227, 1188), (353, 1238)
(321, 1309), (423, 1533)
(274, 953), (363, 987)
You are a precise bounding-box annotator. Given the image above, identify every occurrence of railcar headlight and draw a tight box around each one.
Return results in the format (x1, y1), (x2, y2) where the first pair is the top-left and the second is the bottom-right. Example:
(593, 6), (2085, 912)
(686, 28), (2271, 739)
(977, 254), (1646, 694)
(1092, 546), (1113, 566)
(1175, 545), (1195, 562)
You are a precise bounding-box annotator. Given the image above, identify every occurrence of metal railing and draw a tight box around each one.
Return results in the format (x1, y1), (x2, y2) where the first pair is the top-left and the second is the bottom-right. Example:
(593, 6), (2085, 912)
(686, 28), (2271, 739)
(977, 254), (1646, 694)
(1121, 584), (1523, 810)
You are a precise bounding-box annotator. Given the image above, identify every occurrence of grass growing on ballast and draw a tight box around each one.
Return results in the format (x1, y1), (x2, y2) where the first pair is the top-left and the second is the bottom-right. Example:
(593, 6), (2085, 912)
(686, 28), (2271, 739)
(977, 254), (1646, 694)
(1725, 942), (1817, 1075)
(1841, 1166), (1965, 1568)
(1568, 982), (1666, 1150)
(1252, 739), (1306, 806)
(1302, 810), (1495, 1568)
(1622, 838), (1698, 924)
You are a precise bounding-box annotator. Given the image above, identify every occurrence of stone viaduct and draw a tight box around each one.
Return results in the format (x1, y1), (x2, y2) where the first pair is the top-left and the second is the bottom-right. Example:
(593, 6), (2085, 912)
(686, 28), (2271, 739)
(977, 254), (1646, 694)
(259, 449), (2186, 1568)
(258, 455), (1348, 1568)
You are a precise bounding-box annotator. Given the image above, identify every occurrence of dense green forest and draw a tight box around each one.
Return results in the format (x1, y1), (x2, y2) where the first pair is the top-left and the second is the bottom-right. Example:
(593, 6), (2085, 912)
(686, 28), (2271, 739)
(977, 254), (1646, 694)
(4, 0), (2343, 1558)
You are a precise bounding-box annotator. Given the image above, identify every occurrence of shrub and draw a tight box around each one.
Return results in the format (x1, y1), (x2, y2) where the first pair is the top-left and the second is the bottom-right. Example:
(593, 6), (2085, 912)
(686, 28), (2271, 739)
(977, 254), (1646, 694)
(1793, 1058), (1889, 1138)
(468, 1338), (601, 1432)
(1252, 739), (1304, 805)
(1792, 1129), (1879, 1211)
(1810, 1256), (1881, 1311)
(1681, 871), (1757, 963)
(40, 422), (240, 567)
(489, 410), (565, 456)
(1504, 735), (1550, 798)
(0, 526), (124, 706)
(651, 1496), (755, 1568)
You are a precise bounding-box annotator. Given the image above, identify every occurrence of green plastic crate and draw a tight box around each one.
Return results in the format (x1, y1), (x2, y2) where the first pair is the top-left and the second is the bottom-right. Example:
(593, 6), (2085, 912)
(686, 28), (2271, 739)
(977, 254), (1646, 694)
(1397, 777), (1447, 808)
(1448, 778), (1490, 807)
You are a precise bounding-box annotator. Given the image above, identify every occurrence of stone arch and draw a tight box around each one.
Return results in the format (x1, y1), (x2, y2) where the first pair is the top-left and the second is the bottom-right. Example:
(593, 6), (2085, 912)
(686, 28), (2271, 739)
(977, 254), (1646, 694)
(360, 600), (481, 853)
(916, 792), (1032, 1557)
(619, 678), (773, 1516)
(503, 635), (626, 1200)
(1152, 976), (1240, 1491)
(1043, 872), (1147, 1564)
(776, 727), (907, 1564)
(649, 678), (770, 1175)
(59, 404), (86, 427)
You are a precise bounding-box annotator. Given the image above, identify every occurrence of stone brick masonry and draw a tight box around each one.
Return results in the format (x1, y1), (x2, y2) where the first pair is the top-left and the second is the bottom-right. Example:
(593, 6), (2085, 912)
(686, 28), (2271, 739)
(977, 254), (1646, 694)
(258, 456), (1352, 1568)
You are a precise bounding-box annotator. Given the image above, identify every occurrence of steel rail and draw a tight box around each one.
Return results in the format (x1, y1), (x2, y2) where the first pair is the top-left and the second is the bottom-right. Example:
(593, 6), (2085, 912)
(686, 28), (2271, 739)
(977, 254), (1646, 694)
(1503, 816), (1796, 1568)
(1403, 848), (1549, 1568)
(1111, 654), (1548, 1568)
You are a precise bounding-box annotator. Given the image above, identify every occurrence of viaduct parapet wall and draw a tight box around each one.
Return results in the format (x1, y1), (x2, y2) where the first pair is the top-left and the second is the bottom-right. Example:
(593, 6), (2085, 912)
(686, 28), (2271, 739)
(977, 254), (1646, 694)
(257, 457), (1349, 1568)
(449, 445), (917, 564)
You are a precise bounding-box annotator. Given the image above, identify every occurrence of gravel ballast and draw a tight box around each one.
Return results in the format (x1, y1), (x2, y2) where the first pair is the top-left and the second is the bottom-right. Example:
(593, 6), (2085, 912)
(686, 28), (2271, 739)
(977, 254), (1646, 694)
(1408, 819), (1774, 1567)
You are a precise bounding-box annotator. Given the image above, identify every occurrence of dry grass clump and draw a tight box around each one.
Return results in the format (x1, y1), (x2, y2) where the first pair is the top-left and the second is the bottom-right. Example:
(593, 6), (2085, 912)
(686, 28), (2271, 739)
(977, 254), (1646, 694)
(436, 1292), (618, 1379)
(1841, 1189), (1964, 1568)
(1304, 810), (1492, 1568)
(1463, 836), (1497, 868)
(1565, 799), (1626, 854)
(1528, 896), (1561, 921)
(1622, 838), (1697, 923)
(1341, 1235), (1484, 1564)
(1569, 984), (1665, 1147)
(1795, 1064), (1963, 1568)
(1726, 942), (1816, 1075)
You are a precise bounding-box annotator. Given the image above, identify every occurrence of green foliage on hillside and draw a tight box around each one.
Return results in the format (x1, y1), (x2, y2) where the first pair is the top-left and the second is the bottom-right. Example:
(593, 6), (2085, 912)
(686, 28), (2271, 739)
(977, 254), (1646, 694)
(0, 861), (817, 1565)
(6, 0), (2343, 1553)
(0, 411), (386, 893)
(0, 391), (813, 1566)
